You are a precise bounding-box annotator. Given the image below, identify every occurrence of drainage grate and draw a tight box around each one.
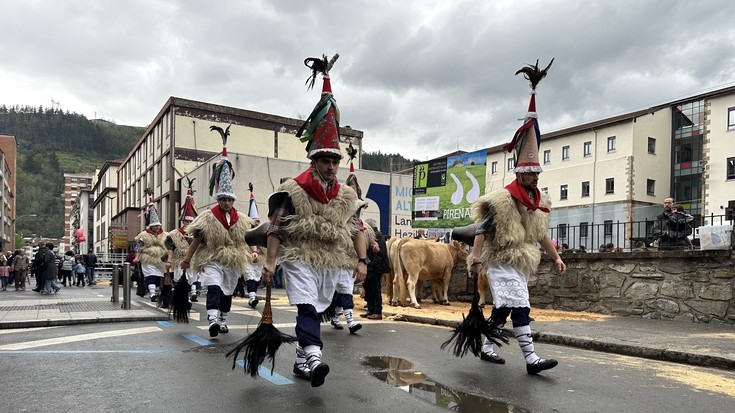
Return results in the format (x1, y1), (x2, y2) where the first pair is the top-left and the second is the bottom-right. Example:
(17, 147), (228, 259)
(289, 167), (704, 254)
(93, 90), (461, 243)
(0, 301), (122, 313)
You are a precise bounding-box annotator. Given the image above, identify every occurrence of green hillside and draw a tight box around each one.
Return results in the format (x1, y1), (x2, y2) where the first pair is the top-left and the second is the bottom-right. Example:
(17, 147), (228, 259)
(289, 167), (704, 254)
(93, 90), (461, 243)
(0, 105), (144, 240)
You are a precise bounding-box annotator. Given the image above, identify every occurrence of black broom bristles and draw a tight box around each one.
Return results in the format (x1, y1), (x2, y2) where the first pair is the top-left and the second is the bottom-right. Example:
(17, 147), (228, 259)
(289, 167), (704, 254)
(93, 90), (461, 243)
(440, 273), (508, 358)
(172, 270), (191, 323)
(226, 282), (297, 377)
(135, 263), (147, 297)
(319, 293), (338, 323)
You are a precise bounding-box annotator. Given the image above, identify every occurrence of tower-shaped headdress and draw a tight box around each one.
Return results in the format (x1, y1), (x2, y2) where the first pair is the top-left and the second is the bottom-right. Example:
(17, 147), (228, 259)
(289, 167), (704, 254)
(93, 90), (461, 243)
(180, 177), (198, 222)
(209, 125), (237, 199)
(296, 54), (343, 160)
(247, 182), (259, 220)
(503, 58), (554, 173)
(144, 192), (161, 227)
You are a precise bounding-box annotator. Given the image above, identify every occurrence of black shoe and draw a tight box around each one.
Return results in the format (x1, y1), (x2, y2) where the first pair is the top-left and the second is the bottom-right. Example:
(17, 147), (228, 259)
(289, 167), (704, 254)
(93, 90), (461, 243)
(190, 294), (198, 302)
(330, 320), (343, 330)
(32, 288), (40, 292)
(310, 363), (330, 388)
(293, 363), (311, 381)
(248, 298), (259, 309)
(526, 359), (558, 375)
(208, 322), (220, 338)
(150, 295), (158, 303)
(348, 323), (362, 334)
(480, 352), (506, 364)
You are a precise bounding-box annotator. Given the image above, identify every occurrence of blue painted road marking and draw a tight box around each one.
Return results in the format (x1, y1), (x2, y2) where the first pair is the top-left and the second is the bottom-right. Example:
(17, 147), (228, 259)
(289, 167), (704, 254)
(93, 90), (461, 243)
(183, 333), (214, 346)
(236, 360), (295, 385)
(157, 321), (174, 328)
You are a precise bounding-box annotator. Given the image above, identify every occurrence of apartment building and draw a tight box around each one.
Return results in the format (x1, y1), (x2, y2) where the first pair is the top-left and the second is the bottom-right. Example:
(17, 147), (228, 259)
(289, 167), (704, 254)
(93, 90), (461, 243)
(484, 85), (735, 250)
(63, 173), (94, 249)
(113, 97), (364, 248)
(91, 160), (121, 255)
(0, 134), (16, 252)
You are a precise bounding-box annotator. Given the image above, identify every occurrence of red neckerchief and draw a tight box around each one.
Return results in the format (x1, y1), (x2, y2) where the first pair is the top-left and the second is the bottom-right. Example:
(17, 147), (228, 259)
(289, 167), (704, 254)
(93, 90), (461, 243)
(146, 227), (163, 235)
(294, 166), (340, 204)
(211, 205), (239, 229)
(505, 179), (550, 213)
(178, 227), (187, 235)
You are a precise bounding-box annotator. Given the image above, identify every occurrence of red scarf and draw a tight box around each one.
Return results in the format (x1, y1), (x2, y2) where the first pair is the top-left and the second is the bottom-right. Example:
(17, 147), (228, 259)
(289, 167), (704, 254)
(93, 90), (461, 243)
(178, 227), (187, 236)
(505, 179), (550, 213)
(146, 227), (163, 235)
(294, 166), (340, 204)
(211, 205), (239, 229)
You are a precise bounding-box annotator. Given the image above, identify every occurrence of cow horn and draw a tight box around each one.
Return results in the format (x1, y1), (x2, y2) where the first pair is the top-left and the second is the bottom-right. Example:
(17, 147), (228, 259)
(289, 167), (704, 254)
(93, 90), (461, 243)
(450, 223), (479, 245)
(244, 221), (269, 248)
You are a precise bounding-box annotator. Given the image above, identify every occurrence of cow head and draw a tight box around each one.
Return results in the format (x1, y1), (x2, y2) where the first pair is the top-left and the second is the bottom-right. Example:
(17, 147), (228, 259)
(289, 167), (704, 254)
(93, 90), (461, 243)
(449, 240), (469, 265)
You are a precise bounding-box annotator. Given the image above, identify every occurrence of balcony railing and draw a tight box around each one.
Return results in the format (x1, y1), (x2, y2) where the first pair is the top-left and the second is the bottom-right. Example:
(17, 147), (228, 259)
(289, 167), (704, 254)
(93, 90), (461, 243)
(548, 214), (732, 252)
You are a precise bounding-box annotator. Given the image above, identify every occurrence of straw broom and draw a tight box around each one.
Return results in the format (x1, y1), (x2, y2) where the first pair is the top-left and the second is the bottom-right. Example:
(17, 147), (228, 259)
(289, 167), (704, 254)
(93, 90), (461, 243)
(441, 271), (508, 357)
(172, 269), (191, 323)
(227, 281), (296, 377)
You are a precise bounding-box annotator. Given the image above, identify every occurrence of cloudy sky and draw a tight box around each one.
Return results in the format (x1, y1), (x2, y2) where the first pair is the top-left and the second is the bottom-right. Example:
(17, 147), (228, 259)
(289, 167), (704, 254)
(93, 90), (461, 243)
(2, 0), (735, 160)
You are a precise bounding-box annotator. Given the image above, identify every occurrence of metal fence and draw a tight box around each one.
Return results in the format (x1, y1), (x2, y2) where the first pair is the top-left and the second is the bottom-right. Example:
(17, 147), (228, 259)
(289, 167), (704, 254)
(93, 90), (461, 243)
(547, 214), (732, 252)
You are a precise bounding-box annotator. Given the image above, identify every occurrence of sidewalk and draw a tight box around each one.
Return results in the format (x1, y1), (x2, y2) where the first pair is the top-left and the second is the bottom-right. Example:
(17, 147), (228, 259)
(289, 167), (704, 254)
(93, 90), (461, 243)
(1, 282), (733, 371)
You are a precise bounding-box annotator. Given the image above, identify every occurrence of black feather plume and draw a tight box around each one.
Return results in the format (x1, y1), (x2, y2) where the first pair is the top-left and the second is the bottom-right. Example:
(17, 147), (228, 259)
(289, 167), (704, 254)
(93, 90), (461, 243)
(209, 124), (231, 147)
(515, 58), (554, 90)
(303, 54), (339, 90)
(172, 271), (191, 323)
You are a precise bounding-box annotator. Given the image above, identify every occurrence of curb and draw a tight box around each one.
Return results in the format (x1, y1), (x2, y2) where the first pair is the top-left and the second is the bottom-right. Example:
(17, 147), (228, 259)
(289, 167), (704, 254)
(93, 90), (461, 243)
(386, 312), (733, 372)
(0, 315), (169, 329)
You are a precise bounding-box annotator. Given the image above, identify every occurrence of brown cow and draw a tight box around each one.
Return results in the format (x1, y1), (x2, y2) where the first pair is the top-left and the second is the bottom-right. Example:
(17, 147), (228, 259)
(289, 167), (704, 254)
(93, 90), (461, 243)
(395, 239), (468, 308)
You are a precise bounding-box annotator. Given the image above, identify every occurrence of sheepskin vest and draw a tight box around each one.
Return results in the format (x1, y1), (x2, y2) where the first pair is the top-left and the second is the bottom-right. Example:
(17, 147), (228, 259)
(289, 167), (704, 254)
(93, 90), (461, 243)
(165, 228), (191, 266)
(135, 230), (167, 269)
(277, 178), (358, 269)
(186, 209), (255, 274)
(472, 188), (551, 276)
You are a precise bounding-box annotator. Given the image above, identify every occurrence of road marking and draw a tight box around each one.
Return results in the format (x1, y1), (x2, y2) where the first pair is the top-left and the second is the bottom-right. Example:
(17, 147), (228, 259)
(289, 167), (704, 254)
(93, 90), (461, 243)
(183, 333), (213, 346)
(0, 326), (162, 350)
(195, 322), (297, 331)
(0, 349), (177, 354)
(235, 360), (295, 385)
(0, 326), (61, 335)
(158, 321), (174, 327)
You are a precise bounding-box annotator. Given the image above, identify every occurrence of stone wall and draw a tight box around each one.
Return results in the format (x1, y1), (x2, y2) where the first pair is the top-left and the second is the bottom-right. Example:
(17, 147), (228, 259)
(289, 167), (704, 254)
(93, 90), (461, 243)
(436, 249), (734, 324)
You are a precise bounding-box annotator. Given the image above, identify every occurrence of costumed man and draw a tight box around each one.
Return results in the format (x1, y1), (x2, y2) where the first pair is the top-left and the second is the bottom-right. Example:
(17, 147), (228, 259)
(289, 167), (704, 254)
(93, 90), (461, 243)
(134, 196), (167, 302)
(469, 59), (566, 375)
(244, 183), (264, 308)
(181, 125), (257, 338)
(165, 180), (200, 305)
(329, 167), (371, 333)
(261, 54), (368, 388)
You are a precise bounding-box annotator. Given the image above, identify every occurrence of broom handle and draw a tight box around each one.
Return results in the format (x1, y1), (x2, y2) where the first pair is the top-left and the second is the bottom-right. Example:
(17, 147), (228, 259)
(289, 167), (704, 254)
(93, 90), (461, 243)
(262, 280), (273, 324)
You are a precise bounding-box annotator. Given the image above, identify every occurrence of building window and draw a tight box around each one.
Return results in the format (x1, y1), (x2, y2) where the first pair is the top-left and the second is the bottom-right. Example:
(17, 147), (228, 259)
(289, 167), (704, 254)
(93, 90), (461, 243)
(562, 146), (570, 161)
(581, 181), (590, 197)
(728, 157), (735, 180)
(647, 137), (656, 154)
(607, 136), (616, 152)
(558, 223), (567, 240)
(507, 158), (515, 171)
(604, 220), (613, 237)
(580, 222), (589, 238)
(543, 150), (551, 164)
(647, 179), (655, 196)
(560, 184), (568, 200)
(583, 141), (591, 157)
(491, 161), (498, 175)
(729, 107), (735, 130)
(605, 178), (614, 194)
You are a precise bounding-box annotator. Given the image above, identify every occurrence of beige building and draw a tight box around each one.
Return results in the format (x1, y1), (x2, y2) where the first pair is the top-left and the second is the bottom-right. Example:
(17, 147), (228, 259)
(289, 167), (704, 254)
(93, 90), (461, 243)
(112, 97), (364, 248)
(484, 85), (735, 250)
(91, 160), (121, 255)
(63, 173), (94, 249)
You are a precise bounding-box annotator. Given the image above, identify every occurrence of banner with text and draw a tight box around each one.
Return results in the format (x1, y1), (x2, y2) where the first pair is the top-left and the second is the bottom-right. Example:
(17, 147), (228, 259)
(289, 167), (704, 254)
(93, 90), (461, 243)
(412, 149), (487, 229)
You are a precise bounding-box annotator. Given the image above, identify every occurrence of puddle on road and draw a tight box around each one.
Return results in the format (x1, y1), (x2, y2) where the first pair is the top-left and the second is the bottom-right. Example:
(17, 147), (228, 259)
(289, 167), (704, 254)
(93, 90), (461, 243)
(362, 356), (528, 413)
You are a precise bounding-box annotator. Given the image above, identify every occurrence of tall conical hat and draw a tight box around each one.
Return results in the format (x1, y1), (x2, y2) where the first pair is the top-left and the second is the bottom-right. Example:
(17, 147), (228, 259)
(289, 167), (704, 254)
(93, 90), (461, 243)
(179, 178), (198, 222)
(247, 183), (259, 220)
(209, 125), (237, 199)
(296, 54), (343, 160)
(145, 195), (161, 227)
(503, 58), (554, 174)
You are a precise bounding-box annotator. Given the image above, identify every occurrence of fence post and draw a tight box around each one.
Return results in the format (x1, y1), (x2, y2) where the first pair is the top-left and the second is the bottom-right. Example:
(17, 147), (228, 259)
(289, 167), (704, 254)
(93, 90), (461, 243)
(122, 263), (131, 310)
(111, 264), (120, 303)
